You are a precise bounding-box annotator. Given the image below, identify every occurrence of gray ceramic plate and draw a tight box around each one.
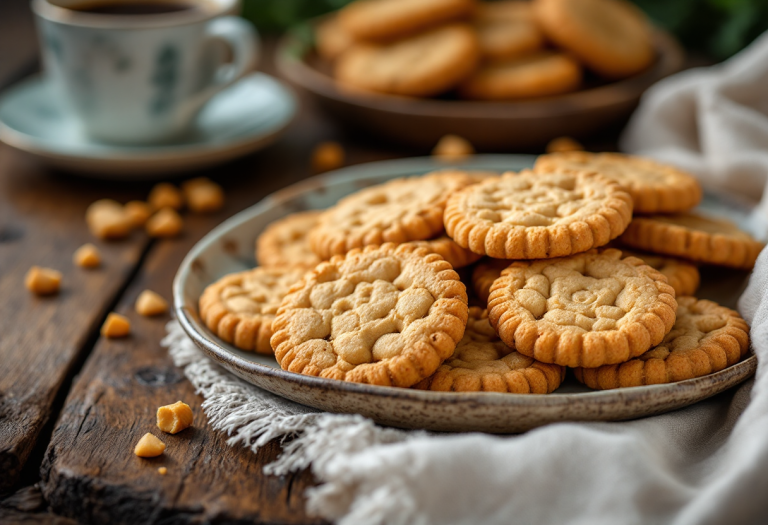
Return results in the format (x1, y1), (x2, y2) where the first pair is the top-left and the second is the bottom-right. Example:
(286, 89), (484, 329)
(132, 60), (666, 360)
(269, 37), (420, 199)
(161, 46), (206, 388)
(174, 155), (757, 433)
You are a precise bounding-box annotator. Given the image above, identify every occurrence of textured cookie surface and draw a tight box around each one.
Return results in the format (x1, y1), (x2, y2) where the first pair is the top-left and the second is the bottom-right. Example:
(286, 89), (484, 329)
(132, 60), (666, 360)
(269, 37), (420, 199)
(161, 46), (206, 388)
(488, 249), (677, 368)
(474, 1), (544, 61)
(619, 213), (764, 269)
(338, 0), (476, 41)
(256, 210), (323, 269)
(310, 170), (478, 260)
(535, 152), (702, 214)
(616, 248), (700, 297)
(574, 297), (749, 389)
(444, 169), (633, 259)
(200, 267), (306, 354)
(459, 52), (582, 100)
(271, 243), (469, 386)
(534, 0), (654, 79)
(335, 24), (479, 97)
(415, 307), (565, 392)
(408, 236), (483, 269)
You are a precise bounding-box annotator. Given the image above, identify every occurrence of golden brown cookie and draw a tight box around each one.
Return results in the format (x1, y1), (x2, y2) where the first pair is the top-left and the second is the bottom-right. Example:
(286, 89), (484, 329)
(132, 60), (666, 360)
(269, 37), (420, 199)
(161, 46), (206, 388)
(459, 52), (582, 100)
(574, 297), (749, 389)
(335, 24), (479, 97)
(199, 267), (306, 354)
(533, 0), (654, 79)
(444, 169), (633, 259)
(408, 235), (484, 269)
(271, 243), (469, 386)
(535, 152), (702, 214)
(256, 210), (323, 269)
(619, 213), (764, 270)
(414, 307), (565, 392)
(474, 1), (544, 61)
(310, 170), (479, 260)
(488, 249), (677, 368)
(471, 258), (510, 303)
(338, 0), (476, 41)
(315, 15), (356, 61)
(615, 248), (700, 297)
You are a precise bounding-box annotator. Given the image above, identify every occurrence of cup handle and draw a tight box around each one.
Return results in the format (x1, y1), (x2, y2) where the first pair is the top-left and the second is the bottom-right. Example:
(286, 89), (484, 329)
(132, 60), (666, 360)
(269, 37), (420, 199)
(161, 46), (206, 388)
(183, 16), (258, 116)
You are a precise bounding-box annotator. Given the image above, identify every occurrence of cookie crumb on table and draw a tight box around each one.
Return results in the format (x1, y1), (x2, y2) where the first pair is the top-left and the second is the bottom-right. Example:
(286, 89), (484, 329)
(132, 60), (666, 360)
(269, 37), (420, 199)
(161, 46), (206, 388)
(311, 141), (345, 173)
(546, 136), (583, 153)
(148, 183), (183, 211)
(146, 208), (183, 238)
(134, 433), (165, 458)
(157, 401), (194, 434)
(86, 199), (132, 240)
(25, 266), (62, 295)
(124, 201), (153, 228)
(158, 467), (168, 475)
(101, 312), (131, 338)
(432, 134), (474, 160)
(73, 243), (101, 268)
(135, 290), (169, 317)
(182, 177), (224, 213)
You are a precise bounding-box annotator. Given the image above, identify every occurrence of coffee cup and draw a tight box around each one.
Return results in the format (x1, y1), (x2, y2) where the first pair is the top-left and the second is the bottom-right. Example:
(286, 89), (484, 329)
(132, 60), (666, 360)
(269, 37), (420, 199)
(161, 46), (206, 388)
(32, 0), (258, 144)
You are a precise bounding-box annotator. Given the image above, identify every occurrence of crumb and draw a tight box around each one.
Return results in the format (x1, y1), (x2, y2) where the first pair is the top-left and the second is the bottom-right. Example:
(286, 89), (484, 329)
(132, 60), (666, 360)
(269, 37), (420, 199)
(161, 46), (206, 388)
(134, 433), (165, 458)
(432, 134), (474, 160)
(125, 201), (153, 228)
(546, 136), (584, 153)
(146, 208), (183, 238)
(25, 266), (62, 295)
(311, 141), (345, 173)
(86, 199), (132, 240)
(182, 178), (224, 213)
(101, 312), (131, 338)
(73, 243), (101, 268)
(157, 401), (194, 434)
(135, 290), (169, 316)
(148, 183), (183, 211)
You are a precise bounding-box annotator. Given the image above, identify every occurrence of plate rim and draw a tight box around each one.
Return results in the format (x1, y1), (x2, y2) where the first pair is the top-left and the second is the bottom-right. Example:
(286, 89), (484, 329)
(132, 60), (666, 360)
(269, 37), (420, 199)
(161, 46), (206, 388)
(173, 154), (757, 412)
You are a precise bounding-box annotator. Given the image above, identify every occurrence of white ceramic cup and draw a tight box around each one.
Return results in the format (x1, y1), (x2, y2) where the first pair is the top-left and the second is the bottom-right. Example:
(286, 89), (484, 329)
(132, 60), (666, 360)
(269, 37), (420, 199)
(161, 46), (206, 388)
(32, 0), (258, 144)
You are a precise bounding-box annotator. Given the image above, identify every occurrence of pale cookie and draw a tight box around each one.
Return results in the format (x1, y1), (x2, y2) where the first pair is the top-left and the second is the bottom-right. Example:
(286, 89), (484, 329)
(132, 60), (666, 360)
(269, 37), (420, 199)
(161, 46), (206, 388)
(408, 235), (483, 269)
(270, 243), (469, 387)
(574, 297), (749, 389)
(315, 15), (356, 61)
(533, 0), (654, 79)
(614, 248), (700, 297)
(535, 152), (702, 214)
(199, 267), (306, 354)
(415, 307), (565, 392)
(459, 52), (582, 100)
(488, 249), (677, 368)
(619, 213), (764, 270)
(471, 258), (510, 303)
(256, 210), (323, 269)
(444, 169), (633, 259)
(310, 170), (479, 260)
(335, 24), (479, 97)
(474, 1), (544, 61)
(338, 0), (476, 41)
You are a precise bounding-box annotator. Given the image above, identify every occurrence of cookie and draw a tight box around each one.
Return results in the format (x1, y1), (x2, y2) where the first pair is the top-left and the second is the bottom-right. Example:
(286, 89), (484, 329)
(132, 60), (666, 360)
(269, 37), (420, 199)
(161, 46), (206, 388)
(619, 213), (764, 270)
(488, 249), (677, 368)
(271, 243), (469, 386)
(415, 307), (565, 392)
(615, 248), (700, 297)
(574, 297), (749, 389)
(338, 0), (476, 41)
(409, 235), (484, 269)
(315, 15), (356, 61)
(335, 24), (479, 97)
(309, 170), (479, 260)
(444, 169), (633, 259)
(474, 1), (544, 61)
(459, 52), (581, 100)
(199, 267), (306, 354)
(256, 210), (323, 269)
(535, 152), (702, 214)
(471, 258), (509, 303)
(533, 0), (654, 79)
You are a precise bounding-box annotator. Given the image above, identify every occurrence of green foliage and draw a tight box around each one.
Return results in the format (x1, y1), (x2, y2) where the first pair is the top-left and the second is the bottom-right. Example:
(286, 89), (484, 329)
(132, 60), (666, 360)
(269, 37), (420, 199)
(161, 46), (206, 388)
(241, 0), (768, 59)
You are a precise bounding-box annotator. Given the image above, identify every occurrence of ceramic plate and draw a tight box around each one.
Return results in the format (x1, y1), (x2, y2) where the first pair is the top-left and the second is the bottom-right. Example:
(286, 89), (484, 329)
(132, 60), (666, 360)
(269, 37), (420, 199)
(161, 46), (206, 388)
(174, 155), (757, 433)
(0, 72), (297, 178)
(276, 27), (684, 150)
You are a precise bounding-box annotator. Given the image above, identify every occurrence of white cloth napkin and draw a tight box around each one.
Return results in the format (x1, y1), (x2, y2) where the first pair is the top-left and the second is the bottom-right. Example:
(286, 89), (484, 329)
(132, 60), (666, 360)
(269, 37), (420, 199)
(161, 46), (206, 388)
(621, 31), (768, 238)
(162, 35), (768, 524)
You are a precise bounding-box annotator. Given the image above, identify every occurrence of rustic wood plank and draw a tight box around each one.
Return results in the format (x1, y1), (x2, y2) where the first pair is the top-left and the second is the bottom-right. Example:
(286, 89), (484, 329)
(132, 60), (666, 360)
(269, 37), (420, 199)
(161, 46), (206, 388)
(0, 485), (77, 525)
(0, 148), (156, 491)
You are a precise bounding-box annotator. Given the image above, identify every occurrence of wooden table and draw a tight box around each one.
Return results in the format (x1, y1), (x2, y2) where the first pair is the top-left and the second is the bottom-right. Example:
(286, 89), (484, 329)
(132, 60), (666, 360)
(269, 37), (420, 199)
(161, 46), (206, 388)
(0, 2), (630, 523)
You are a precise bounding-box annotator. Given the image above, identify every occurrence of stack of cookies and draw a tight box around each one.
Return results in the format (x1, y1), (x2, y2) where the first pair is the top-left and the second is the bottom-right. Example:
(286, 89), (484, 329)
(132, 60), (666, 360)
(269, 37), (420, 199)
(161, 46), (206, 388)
(316, 0), (656, 101)
(200, 154), (760, 393)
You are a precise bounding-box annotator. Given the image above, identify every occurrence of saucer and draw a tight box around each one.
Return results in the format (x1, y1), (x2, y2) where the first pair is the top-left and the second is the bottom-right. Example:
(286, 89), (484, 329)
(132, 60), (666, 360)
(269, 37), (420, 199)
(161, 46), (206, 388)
(0, 72), (297, 178)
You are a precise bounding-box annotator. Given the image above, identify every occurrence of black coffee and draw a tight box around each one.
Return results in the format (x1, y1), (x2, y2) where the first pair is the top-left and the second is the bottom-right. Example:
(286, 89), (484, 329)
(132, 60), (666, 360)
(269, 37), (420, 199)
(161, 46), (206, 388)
(71, 1), (199, 15)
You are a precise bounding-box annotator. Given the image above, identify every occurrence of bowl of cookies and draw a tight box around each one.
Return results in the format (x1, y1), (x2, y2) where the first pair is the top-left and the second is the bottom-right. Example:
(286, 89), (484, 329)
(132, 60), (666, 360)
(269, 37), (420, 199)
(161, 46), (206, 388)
(174, 154), (761, 433)
(276, 0), (685, 150)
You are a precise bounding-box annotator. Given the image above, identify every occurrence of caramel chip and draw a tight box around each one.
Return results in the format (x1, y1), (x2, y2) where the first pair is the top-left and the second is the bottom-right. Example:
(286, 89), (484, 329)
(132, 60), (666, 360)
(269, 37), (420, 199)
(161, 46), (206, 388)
(135, 290), (169, 316)
(73, 243), (101, 268)
(157, 401), (194, 434)
(182, 177), (224, 213)
(148, 183), (183, 211)
(86, 199), (132, 240)
(146, 208), (183, 238)
(25, 266), (62, 296)
(101, 312), (131, 338)
(134, 433), (165, 458)
(125, 201), (153, 228)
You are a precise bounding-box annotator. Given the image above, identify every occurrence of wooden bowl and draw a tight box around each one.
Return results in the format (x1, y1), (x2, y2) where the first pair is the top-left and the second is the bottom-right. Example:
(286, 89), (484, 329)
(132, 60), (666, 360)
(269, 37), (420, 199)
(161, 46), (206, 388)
(276, 27), (684, 150)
